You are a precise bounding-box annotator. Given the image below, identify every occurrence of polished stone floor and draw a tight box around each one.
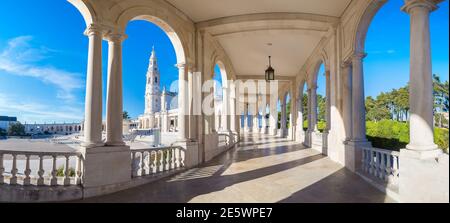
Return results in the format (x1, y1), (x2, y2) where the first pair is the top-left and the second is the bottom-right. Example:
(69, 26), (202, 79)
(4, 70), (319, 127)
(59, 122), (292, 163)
(79, 133), (394, 203)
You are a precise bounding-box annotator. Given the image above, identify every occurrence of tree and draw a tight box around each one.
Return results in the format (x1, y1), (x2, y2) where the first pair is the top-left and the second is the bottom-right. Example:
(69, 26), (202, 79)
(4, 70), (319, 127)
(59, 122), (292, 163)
(0, 128), (6, 137)
(433, 74), (449, 128)
(123, 111), (131, 120)
(317, 94), (326, 121)
(8, 122), (25, 136)
(365, 96), (391, 121)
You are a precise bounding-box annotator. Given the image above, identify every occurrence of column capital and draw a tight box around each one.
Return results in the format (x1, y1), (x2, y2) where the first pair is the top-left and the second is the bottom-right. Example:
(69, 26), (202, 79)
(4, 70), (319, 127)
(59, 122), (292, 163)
(401, 0), (442, 14)
(104, 32), (127, 43)
(308, 84), (318, 91)
(84, 24), (105, 37)
(175, 63), (186, 69)
(351, 51), (367, 61)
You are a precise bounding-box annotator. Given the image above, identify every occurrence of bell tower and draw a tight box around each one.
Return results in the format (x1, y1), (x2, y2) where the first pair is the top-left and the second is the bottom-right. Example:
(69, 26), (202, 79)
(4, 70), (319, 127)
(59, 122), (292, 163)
(144, 46), (161, 114)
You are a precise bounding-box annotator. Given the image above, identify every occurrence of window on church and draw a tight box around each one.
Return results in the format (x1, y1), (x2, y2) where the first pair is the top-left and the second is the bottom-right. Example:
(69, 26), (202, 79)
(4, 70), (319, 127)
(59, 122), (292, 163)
(155, 77), (157, 83)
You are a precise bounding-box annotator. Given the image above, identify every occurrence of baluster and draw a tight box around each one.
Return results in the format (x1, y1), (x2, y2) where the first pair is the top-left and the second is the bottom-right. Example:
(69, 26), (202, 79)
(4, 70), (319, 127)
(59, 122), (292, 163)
(63, 155), (71, 186)
(141, 152), (146, 176)
(50, 155), (58, 186)
(174, 147), (180, 169)
(179, 148), (185, 167)
(0, 153), (4, 184)
(150, 151), (158, 173)
(156, 150), (162, 173)
(379, 153), (385, 179)
(392, 155), (399, 184)
(361, 149), (366, 172)
(76, 155), (83, 185)
(167, 149), (171, 170)
(131, 151), (137, 177)
(10, 154), (18, 185)
(24, 154), (31, 185)
(162, 150), (167, 171)
(372, 152), (378, 177)
(149, 151), (154, 174)
(368, 151), (374, 175)
(37, 155), (45, 186)
(385, 154), (392, 182)
(171, 148), (176, 170)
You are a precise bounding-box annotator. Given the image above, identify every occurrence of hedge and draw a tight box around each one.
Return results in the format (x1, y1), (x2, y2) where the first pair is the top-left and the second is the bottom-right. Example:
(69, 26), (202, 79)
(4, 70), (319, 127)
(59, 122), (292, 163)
(300, 119), (449, 153)
(366, 120), (449, 152)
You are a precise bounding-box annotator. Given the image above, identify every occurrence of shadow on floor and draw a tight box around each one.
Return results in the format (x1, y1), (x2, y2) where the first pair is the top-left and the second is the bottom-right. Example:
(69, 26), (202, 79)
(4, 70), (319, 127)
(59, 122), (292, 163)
(75, 134), (392, 203)
(78, 153), (324, 203)
(277, 168), (392, 203)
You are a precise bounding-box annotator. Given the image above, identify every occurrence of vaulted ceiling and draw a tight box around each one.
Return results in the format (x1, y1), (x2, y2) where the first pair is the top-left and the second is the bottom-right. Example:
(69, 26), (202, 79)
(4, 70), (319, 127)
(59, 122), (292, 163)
(165, 0), (352, 78)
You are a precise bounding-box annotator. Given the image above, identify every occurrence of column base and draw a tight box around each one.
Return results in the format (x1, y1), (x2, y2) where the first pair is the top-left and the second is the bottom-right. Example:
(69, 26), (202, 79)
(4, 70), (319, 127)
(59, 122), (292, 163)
(269, 128), (277, 136)
(344, 139), (371, 172)
(405, 143), (439, 158)
(105, 141), (126, 147)
(81, 141), (105, 149)
(80, 145), (131, 198)
(399, 148), (448, 203)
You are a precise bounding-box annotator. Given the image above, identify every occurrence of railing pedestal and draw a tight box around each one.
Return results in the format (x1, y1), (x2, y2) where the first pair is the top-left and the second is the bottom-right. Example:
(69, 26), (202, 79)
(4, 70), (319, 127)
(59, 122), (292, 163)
(80, 145), (131, 198)
(399, 149), (448, 202)
(344, 140), (371, 172)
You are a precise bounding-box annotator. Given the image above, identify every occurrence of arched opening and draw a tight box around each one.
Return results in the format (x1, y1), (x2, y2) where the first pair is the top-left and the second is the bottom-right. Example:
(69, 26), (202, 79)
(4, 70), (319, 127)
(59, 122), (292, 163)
(359, 0), (448, 151)
(212, 62), (228, 132)
(118, 15), (187, 147)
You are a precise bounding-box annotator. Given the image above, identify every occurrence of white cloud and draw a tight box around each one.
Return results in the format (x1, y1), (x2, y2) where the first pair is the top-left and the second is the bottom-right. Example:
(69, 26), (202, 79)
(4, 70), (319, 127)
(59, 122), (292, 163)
(0, 93), (83, 123)
(0, 36), (84, 100)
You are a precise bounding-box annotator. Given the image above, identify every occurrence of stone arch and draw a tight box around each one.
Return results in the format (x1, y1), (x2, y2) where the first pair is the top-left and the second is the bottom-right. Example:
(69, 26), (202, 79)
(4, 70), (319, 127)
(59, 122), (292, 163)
(307, 56), (327, 88)
(213, 60), (229, 88)
(353, 0), (388, 57)
(115, 6), (192, 65)
(67, 0), (97, 27)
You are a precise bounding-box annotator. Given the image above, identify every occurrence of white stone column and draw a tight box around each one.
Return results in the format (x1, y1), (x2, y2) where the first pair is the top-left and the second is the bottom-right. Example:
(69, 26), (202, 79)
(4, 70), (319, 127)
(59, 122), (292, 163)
(289, 93), (297, 141)
(351, 53), (368, 142)
(342, 63), (353, 141)
(402, 0), (439, 152)
(177, 63), (189, 140)
(269, 97), (278, 136)
(296, 92), (304, 142)
(324, 70), (331, 133)
(243, 103), (249, 132)
(399, 0), (448, 203)
(307, 85), (318, 132)
(280, 95), (287, 137)
(261, 105), (267, 134)
(82, 24), (104, 148)
(105, 32), (126, 146)
(253, 102), (259, 133)
(222, 86), (230, 132)
(230, 94), (237, 133)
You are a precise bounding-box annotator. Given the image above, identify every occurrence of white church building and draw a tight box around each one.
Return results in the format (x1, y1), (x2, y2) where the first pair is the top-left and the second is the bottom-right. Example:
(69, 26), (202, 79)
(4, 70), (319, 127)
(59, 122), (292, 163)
(136, 47), (224, 133)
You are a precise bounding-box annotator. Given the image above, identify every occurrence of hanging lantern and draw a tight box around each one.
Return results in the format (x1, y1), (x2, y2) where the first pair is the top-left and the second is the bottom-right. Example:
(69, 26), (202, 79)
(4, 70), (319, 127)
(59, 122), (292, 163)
(265, 56), (275, 82)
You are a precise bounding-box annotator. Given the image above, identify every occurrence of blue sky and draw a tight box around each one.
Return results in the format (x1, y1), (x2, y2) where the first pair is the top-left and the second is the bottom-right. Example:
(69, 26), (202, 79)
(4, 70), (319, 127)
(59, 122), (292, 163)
(0, 0), (448, 123)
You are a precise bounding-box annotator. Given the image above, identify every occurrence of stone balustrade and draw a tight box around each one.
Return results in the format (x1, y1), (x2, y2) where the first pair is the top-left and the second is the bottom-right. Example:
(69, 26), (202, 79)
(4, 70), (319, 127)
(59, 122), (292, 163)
(0, 150), (83, 186)
(218, 133), (231, 148)
(361, 147), (399, 186)
(131, 146), (185, 178)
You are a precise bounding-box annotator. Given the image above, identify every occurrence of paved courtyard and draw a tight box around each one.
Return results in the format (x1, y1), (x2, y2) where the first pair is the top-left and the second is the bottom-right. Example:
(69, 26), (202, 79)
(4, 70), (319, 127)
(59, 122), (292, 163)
(78, 133), (395, 203)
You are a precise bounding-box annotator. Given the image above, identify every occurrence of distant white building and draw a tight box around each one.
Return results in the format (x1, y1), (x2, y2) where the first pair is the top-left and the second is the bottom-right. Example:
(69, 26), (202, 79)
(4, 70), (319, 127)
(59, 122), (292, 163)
(24, 122), (83, 135)
(0, 116), (18, 131)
